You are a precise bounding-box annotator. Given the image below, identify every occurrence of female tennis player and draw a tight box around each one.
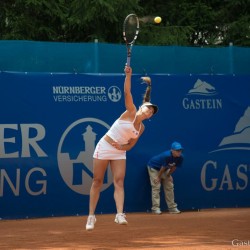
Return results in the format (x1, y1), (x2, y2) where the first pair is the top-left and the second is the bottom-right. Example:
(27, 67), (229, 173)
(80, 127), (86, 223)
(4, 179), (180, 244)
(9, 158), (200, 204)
(86, 65), (158, 230)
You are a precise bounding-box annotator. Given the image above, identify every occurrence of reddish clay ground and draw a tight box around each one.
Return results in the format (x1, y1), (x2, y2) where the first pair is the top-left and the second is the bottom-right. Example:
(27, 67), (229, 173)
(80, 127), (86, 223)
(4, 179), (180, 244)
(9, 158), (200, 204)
(0, 208), (250, 250)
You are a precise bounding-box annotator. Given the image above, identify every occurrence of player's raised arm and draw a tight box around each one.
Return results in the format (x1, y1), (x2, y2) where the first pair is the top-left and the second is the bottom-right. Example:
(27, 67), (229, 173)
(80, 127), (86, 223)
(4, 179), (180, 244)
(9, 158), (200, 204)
(124, 65), (136, 113)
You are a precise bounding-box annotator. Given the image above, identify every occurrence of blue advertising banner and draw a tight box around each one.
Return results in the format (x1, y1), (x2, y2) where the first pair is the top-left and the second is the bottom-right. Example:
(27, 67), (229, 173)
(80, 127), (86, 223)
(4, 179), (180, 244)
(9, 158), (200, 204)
(0, 72), (250, 219)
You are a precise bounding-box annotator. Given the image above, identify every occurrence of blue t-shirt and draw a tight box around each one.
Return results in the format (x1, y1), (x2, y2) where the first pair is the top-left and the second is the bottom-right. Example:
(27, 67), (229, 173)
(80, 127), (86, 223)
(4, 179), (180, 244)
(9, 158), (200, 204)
(147, 150), (184, 170)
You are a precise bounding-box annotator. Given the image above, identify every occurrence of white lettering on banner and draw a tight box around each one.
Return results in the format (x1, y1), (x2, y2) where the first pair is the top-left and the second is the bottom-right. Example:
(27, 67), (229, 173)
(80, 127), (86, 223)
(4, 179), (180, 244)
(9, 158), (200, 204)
(25, 167), (47, 195)
(53, 86), (107, 103)
(0, 169), (20, 196)
(0, 167), (47, 197)
(52, 85), (122, 103)
(53, 95), (107, 102)
(201, 160), (249, 191)
(0, 124), (47, 158)
(232, 239), (250, 246)
(182, 98), (222, 109)
(53, 86), (106, 94)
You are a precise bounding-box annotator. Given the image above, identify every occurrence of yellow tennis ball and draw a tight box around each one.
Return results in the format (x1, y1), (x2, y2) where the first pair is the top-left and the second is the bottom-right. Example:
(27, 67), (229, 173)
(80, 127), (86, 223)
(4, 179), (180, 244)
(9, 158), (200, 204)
(154, 16), (162, 24)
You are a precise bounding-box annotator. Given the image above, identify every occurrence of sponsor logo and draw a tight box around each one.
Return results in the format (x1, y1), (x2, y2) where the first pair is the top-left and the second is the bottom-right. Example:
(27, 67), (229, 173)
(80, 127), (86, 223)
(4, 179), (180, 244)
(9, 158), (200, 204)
(183, 79), (222, 109)
(201, 106), (250, 191)
(57, 118), (113, 195)
(0, 123), (48, 197)
(187, 79), (217, 96)
(108, 86), (122, 102)
(52, 85), (122, 103)
(0, 118), (114, 197)
(210, 107), (250, 152)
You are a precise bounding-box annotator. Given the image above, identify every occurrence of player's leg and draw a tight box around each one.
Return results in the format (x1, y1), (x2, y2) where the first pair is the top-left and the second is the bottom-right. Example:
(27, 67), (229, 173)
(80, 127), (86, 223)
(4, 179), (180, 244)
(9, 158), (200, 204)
(162, 171), (181, 214)
(86, 158), (109, 230)
(110, 159), (128, 224)
(89, 158), (110, 214)
(111, 159), (126, 213)
(147, 167), (162, 214)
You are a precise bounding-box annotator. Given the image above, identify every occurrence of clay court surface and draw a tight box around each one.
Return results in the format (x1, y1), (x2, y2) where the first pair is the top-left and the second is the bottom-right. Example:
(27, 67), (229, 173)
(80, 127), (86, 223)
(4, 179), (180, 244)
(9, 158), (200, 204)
(0, 208), (249, 250)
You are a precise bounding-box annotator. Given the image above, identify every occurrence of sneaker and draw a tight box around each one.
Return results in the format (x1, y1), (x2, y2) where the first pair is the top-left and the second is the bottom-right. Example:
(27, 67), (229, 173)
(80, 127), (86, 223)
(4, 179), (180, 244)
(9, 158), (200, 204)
(86, 215), (96, 231)
(169, 208), (181, 214)
(152, 209), (162, 215)
(114, 213), (128, 225)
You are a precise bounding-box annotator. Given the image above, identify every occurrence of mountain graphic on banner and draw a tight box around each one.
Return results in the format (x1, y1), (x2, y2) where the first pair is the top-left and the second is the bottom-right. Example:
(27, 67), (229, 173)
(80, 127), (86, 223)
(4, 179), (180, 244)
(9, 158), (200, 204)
(219, 107), (250, 146)
(188, 79), (217, 96)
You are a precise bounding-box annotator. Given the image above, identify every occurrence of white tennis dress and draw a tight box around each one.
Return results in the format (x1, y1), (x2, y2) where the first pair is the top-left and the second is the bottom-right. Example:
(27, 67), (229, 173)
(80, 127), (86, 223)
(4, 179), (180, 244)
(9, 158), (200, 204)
(93, 116), (141, 160)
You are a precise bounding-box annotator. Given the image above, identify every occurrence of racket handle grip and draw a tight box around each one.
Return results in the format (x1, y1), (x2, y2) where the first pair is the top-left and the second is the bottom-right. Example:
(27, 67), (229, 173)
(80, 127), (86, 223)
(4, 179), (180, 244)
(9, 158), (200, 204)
(126, 56), (131, 67)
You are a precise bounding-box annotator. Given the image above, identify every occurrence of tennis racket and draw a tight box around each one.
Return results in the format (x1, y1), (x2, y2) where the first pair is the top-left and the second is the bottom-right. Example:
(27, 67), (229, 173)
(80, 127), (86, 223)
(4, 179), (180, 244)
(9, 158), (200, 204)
(123, 14), (139, 66)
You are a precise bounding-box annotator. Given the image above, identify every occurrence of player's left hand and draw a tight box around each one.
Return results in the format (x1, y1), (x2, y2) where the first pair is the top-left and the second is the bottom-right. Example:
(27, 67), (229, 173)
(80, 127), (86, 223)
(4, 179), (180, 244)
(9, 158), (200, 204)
(112, 141), (123, 150)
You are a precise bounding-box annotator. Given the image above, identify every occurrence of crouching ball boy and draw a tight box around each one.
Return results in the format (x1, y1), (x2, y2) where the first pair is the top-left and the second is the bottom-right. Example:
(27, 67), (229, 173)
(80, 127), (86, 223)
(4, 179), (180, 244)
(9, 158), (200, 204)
(147, 142), (184, 214)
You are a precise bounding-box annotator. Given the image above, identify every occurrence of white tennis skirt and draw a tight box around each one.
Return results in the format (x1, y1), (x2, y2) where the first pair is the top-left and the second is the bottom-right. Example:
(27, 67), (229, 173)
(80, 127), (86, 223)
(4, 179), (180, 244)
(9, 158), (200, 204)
(93, 137), (126, 160)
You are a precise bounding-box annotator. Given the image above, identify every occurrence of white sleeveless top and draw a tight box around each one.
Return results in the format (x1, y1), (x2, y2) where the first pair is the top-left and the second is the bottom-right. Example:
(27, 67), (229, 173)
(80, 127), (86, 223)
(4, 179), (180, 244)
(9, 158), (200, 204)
(106, 116), (141, 144)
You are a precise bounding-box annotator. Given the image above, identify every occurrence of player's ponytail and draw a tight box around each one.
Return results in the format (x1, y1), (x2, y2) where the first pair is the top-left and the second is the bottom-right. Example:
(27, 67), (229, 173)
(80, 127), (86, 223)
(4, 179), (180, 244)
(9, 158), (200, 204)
(141, 77), (151, 103)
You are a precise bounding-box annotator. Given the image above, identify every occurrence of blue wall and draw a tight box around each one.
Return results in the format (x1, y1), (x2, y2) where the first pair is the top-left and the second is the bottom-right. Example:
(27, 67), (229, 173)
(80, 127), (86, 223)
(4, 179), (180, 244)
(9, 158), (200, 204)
(0, 41), (250, 74)
(0, 72), (250, 219)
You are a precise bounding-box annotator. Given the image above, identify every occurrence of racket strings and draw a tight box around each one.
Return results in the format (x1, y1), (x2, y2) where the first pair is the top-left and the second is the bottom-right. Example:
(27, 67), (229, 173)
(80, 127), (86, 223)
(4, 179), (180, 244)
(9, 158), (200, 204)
(123, 15), (139, 44)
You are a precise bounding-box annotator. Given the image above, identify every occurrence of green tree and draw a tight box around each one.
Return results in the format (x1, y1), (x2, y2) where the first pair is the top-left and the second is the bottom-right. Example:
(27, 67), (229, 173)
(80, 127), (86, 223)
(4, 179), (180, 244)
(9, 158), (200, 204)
(139, 0), (249, 46)
(0, 0), (249, 46)
(66, 0), (141, 42)
(0, 0), (68, 41)
(217, 0), (250, 46)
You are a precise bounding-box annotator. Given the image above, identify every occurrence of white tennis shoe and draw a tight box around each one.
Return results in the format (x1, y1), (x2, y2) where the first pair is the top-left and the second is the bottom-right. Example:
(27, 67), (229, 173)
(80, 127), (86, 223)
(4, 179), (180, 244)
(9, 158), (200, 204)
(169, 208), (181, 214)
(86, 215), (96, 231)
(115, 213), (128, 225)
(152, 209), (162, 215)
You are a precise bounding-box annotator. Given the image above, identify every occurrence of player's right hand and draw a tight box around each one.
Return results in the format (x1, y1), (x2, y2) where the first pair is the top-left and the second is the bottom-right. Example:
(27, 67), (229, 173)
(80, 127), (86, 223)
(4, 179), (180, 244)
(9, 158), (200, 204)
(124, 65), (132, 75)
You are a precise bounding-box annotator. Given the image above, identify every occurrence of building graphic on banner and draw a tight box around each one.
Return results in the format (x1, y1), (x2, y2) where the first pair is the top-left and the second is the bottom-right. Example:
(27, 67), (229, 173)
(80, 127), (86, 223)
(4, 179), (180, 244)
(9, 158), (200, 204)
(57, 118), (113, 195)
(108, 86), (122, 102)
